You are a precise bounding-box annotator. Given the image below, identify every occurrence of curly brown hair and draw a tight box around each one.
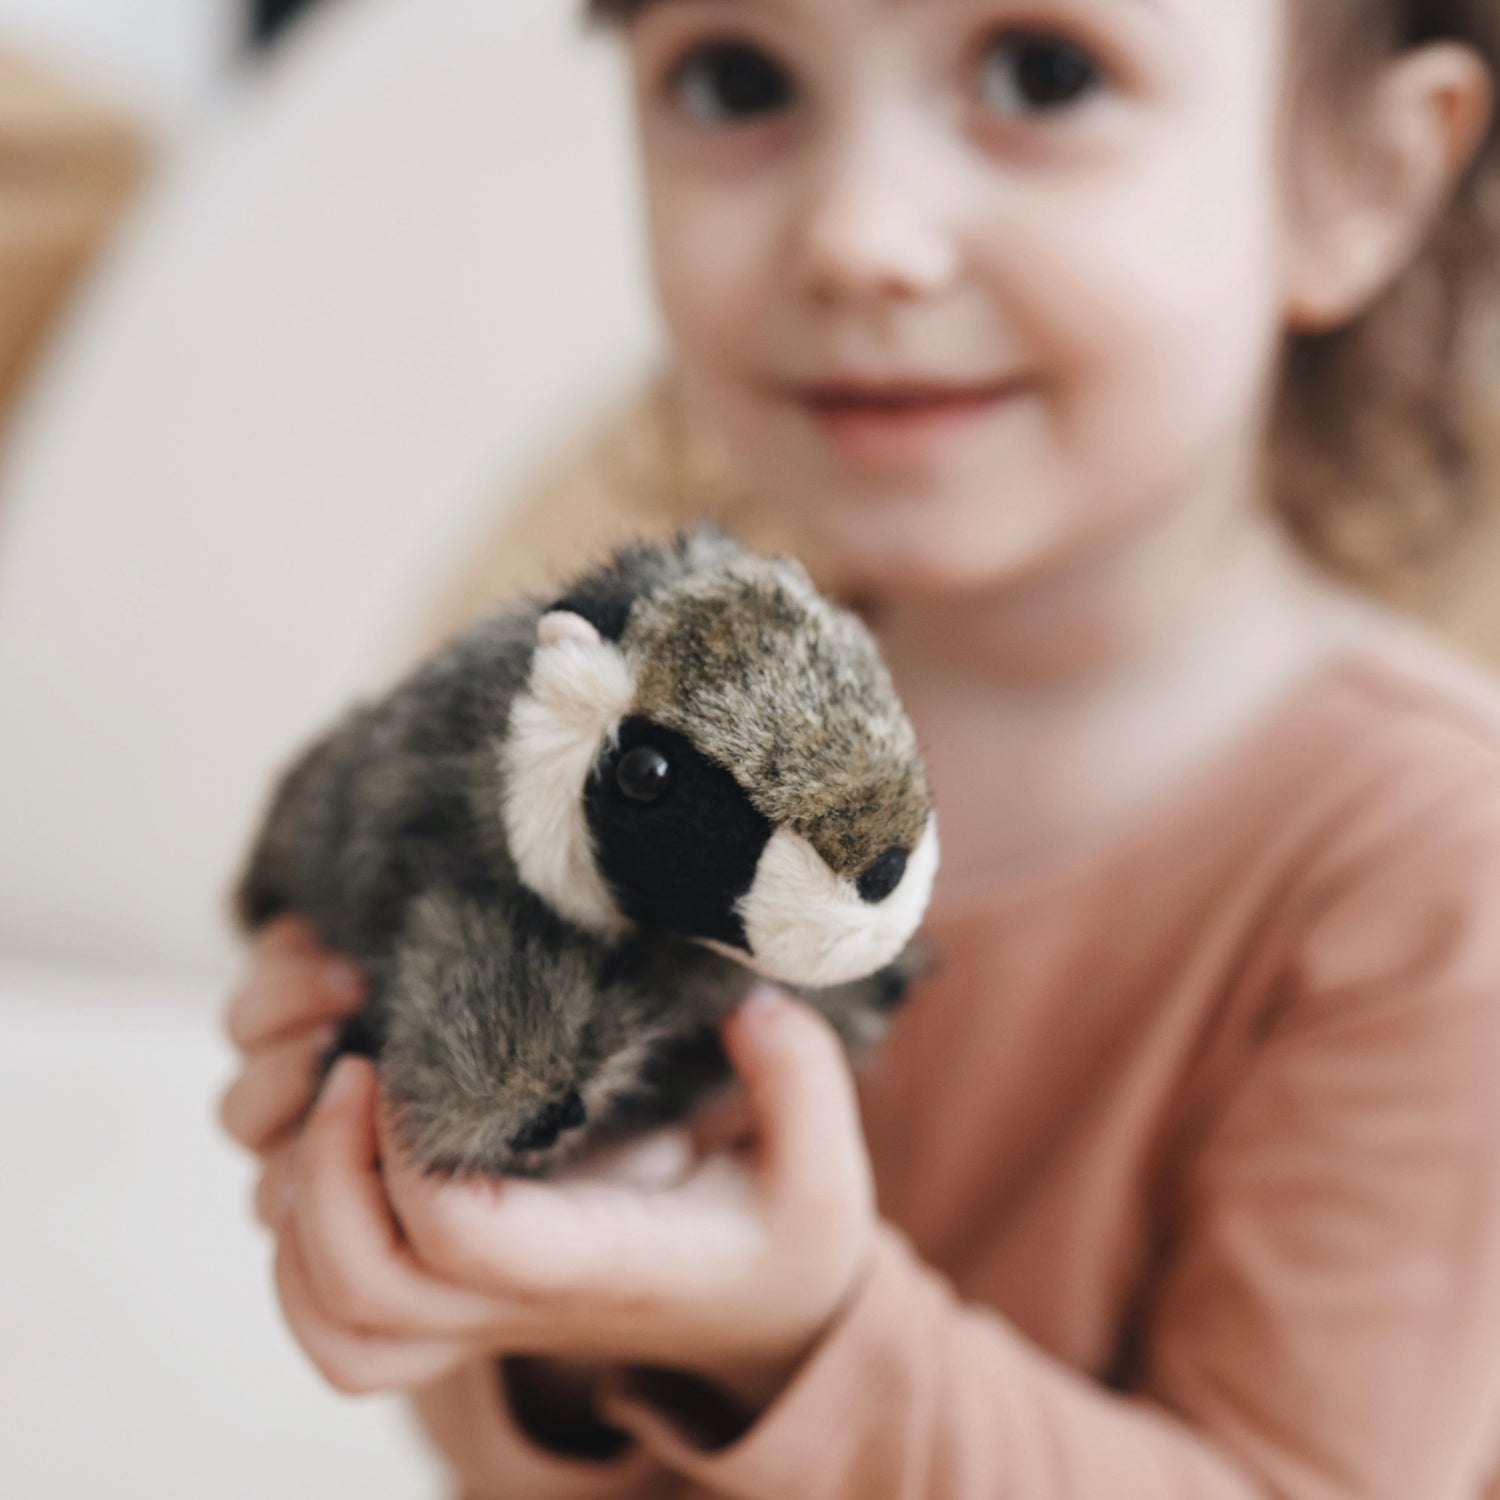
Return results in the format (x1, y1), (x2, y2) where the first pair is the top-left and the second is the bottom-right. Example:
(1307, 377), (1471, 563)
(1277, 1), (1500, 598)
(585, 0), (1500, 601)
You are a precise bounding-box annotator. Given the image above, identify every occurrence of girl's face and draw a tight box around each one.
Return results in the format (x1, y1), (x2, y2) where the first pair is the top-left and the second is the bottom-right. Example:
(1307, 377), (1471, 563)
(622, 0), (1298, 596)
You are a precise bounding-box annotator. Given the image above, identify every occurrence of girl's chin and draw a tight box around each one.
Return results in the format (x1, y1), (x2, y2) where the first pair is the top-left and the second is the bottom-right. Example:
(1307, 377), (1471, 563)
(789, 493), (1057, 599)
(810, 526), (1047, 602)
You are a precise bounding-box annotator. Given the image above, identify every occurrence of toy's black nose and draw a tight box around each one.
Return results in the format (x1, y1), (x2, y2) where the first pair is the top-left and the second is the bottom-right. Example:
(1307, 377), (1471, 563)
(509, 1089), (587, 1153)
(856, 846), (907, 904)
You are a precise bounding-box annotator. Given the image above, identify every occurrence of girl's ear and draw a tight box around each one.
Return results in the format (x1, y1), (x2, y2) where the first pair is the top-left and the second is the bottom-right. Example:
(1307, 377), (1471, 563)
(1284, 42), (1494, 333)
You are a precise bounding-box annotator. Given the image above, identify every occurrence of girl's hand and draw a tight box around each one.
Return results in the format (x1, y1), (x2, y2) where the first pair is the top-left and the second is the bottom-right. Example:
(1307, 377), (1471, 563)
(277, 985), (877, 1414)
(219, 917), (484, 1393)
(220, 918), (573, 1397)
(218, 916), (662, 1405)
(218, 913), (368, 1226)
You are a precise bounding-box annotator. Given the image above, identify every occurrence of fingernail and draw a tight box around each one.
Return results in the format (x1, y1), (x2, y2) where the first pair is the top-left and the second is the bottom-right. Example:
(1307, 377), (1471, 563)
(321, 959), (365, 1005)
(740, 982), (784, 1013)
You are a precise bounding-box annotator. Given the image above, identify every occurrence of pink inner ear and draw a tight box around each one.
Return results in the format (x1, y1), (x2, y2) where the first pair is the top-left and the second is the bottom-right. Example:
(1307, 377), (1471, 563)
(538, 610), (602, 649)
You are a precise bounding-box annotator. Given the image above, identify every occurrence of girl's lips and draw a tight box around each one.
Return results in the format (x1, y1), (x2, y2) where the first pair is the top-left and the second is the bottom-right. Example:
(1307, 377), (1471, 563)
(790, 377), (1030, 469)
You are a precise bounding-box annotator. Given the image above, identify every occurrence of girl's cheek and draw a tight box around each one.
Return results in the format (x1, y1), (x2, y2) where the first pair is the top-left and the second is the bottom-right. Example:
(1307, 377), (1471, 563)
(647, 173), (780, 357)
(1008, 137), (1283, 413)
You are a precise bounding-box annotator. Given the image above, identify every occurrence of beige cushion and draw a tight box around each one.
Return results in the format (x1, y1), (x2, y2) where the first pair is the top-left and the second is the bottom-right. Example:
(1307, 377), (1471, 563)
(0, 44), (146, 436)
(0, 0), (657, 978)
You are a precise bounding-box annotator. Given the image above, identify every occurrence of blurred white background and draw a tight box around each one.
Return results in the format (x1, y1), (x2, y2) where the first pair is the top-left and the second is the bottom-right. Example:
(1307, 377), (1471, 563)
(0, 1), (661, 1493)
(0, 0), (238, 121)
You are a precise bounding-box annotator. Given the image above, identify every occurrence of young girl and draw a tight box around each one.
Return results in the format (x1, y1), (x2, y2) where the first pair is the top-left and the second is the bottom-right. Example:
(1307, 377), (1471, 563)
(220, 1), (1500, 1495)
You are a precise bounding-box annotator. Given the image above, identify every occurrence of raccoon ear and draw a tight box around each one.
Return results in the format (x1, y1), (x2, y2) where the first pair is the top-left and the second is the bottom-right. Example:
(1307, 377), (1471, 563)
(537, 610), (603, 650)
(681, 521), (744, 569)
(776, 554), (814, 589)
(545, 592), (631, 643)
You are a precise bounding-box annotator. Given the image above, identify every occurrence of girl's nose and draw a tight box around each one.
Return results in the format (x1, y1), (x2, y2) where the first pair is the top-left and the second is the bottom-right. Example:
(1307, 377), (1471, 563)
(788, 129), (960, 308)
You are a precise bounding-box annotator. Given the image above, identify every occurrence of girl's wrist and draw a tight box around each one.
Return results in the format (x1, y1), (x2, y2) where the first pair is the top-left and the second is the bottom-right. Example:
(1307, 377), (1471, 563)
(690, 1266), (875, 1422)
(721, 1225), (883, 1411)
(696, 1336), (821, 1416)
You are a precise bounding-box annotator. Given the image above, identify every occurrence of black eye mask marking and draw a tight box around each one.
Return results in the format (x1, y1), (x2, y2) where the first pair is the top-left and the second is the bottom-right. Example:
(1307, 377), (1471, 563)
(546, 591), (633, 643)
(585, 716), (771, 951)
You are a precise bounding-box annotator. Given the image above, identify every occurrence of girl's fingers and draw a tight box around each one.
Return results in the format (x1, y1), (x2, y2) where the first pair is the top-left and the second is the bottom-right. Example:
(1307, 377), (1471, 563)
(274, 1229), (477, 1396)
(720, 986), (873, 1230)
(257, 912), (321, 959)
(225, 922), (366, 1053)
(219, 1027), (335, 1155)
(292, 1057), (502, 1338)
(689, 1087), (756, 1159)
(255, 1139), (298, 1230)
(555, 1125), (697, 1190)
(388, 1161), (597, 1306)
(392, 1131), (761, 1320)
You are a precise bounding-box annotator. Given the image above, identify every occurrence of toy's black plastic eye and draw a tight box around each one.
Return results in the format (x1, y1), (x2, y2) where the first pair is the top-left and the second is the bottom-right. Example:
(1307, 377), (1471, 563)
(857, 846), (908, 904)
(616, 745), (673, 805)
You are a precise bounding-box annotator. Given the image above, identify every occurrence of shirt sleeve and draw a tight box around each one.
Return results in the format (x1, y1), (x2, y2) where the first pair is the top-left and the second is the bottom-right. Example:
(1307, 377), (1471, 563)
(595, 782), (1500, 1500)
(0, 45), (146, 426)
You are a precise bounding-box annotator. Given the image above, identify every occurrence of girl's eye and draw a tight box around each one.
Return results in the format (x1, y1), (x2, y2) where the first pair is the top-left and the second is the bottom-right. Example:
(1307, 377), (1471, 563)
(977, 31), (1104, 117)
(668, 39), (796, 127)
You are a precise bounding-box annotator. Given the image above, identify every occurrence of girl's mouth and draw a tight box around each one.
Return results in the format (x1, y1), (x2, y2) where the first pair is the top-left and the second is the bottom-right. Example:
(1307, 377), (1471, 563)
(790, 375), (1029, 469)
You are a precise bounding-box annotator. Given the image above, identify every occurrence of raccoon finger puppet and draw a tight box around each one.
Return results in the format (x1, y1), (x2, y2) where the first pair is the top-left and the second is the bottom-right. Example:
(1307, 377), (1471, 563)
(233, 525), (938, 1178)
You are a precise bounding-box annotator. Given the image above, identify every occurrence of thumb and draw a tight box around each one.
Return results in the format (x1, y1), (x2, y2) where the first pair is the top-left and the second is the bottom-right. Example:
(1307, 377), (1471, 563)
(311, 1054), (380, 1160)
(293, 1054), (384, 1229)
(720, 985), (872, 1220)
(302, 1055), (384, 1183)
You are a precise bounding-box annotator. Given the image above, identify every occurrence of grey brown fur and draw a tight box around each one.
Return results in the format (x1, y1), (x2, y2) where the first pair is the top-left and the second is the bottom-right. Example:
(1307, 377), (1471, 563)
(233, 526), (932, 1178)
(626, 558), (930, 874)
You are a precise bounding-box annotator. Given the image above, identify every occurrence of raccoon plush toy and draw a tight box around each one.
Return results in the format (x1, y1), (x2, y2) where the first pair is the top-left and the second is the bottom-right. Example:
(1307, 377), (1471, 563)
(233, 526), (938, 1179)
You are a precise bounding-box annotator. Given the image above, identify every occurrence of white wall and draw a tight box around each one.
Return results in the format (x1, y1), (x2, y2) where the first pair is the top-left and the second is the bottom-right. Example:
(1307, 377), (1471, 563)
(0, 13), (657, 1492)
(0, 0), (238, 121)
(0, 0), (663, 982)
(0, 960), (447, 1500)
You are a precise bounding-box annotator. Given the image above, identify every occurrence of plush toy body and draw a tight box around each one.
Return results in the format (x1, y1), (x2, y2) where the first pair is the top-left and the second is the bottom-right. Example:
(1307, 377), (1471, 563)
(234, 528), (938, 1177)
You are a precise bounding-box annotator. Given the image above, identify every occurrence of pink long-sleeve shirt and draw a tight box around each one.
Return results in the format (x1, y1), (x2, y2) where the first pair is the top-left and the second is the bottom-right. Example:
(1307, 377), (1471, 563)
(412, 612), (1500, 1500)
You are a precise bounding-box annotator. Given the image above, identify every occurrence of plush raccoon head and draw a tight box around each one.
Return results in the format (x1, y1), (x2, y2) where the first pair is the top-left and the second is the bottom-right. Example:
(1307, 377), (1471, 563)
(500, 528), (938, 988)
